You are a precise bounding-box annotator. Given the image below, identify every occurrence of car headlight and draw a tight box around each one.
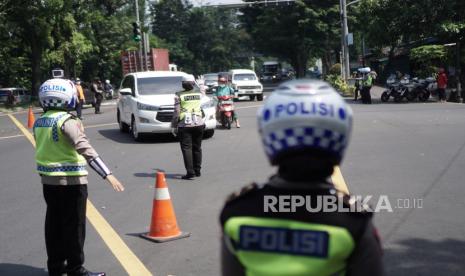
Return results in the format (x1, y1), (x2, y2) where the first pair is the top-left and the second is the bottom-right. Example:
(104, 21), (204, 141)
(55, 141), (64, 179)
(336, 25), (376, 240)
(201, 99), (215, 109)
(137, 102), (158, 111)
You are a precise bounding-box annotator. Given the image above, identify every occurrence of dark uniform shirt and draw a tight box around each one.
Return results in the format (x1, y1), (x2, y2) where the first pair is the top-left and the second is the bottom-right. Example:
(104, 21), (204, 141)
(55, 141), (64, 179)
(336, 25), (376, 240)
(220, 175), (384, 276)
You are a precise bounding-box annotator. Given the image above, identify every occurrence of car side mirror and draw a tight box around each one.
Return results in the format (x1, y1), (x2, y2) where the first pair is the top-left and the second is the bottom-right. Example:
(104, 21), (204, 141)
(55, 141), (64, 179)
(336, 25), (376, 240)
(119, 88), (132, 96)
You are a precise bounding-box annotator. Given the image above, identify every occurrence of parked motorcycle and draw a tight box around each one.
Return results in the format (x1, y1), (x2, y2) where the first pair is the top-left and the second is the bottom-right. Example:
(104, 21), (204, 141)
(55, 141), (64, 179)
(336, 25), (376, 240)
(410, 77), (431, 102)
(393, 75), (414, 102)
(216, 95), (235, 129)
(381, 74), (400, 102)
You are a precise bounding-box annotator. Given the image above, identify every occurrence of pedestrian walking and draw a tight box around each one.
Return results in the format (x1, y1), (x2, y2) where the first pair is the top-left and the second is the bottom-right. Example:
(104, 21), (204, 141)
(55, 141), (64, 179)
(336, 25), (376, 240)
(91, 78), (103, 114)
(75, 78), (85, 119)
(171, 74), (206, 180)
(437, 68), (448, 103)
(220, 79), (383, 276)
(35, 76), (124, 276)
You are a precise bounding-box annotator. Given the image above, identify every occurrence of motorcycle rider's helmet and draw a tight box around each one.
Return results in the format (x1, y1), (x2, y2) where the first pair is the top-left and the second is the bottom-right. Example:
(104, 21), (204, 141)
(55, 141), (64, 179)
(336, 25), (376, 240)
(182, 74), (195, 91)
(218, 76), (227, 83)
(39, 78), (77, 111)
(105, 79), (110, 84)
(257, 79), (353, 166)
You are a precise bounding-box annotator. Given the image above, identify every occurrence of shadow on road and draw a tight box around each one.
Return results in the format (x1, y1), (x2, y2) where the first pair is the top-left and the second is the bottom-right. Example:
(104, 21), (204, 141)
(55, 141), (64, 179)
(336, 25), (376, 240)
(0, 263), (47, 276)
(134, 168), (183, 180)
(384, 238), (465, 275)
(98, 129), (176, 144)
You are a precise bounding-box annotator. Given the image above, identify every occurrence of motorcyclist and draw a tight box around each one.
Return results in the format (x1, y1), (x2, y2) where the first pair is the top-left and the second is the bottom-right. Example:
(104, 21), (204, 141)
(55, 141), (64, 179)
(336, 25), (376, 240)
(213, 76), (240, 128)
(220, 79), (383, 276)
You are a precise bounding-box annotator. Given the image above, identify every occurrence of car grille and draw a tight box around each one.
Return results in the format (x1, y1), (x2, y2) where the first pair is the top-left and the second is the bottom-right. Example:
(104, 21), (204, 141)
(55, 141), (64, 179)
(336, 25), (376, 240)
(238, 86), (260, 90)
(156, 105), (174, 122)
(156, 112), (173, 122)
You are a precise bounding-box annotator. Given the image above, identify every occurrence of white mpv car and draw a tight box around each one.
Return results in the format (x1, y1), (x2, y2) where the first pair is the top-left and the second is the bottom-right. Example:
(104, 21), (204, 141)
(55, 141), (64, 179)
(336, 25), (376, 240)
(229, 69), (264, 101)
(117, 71), (216, 141)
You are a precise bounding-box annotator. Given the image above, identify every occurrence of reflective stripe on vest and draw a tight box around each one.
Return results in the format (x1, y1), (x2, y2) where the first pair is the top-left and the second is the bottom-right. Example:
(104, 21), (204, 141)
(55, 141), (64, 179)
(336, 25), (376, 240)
(224, 216), (355, 276)
(179, 90), (202, 121)
(34, 111), (88, 176)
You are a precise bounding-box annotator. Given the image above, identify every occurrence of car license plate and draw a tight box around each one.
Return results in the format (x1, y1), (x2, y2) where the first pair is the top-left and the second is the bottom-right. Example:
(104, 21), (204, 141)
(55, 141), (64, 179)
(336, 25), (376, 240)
(246, 91), (253, 93)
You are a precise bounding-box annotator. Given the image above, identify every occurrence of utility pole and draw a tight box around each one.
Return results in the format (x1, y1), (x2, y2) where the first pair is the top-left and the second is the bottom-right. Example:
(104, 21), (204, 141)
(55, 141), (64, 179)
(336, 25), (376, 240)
(339, 0), (346, 80)
(135, 0), (143, 71)
(457, 42), (462, 102)
(342, 0), (350, 82)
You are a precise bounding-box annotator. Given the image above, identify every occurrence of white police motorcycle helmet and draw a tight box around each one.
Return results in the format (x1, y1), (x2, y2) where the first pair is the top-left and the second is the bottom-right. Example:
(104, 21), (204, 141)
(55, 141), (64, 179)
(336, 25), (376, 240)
(258, 79), (353, 166)
(39, 78), (77, 110)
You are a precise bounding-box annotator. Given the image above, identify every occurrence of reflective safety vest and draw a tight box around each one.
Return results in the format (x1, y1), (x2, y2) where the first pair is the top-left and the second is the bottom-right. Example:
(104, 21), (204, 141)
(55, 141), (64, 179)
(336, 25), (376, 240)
(178, 90), (202, 122)
(362, 75), (373, 87)
(34, 110), (88, 176)
(224, 216), (355, 276)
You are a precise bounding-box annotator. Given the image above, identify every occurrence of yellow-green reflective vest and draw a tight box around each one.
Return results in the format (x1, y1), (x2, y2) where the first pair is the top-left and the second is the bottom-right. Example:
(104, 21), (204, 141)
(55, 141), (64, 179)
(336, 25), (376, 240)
(224, 216), (355, 276)
(34, 110), (88, 176)
(178, 90), (202, 121)
(363, 75), (373, 87)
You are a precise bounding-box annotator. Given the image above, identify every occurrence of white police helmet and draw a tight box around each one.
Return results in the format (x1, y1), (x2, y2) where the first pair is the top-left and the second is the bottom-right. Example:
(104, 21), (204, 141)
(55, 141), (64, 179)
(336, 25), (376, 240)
(182, 74), (195, 82)
(258, 79), (353, 166)
(39, 78), (77, 110)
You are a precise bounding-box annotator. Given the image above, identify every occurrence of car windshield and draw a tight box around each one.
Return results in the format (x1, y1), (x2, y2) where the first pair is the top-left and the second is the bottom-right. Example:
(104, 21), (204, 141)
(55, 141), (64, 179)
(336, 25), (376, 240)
(204, 74), (218, 81)
(0, 90), (10, 96)
(137, 76), (183, 95)
(233, 74), (256, 81)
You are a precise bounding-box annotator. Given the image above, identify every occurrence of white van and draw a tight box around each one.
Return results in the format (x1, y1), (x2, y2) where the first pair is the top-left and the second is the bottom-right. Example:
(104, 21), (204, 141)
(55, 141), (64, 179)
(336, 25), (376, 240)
(229, 69), (263, 101)
(117, 71), (216, 141)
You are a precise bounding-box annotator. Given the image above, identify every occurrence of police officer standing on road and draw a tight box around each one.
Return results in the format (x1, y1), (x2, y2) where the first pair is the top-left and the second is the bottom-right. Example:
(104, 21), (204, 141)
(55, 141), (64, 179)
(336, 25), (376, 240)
(220, 79), (383, 276)
(75, 78), (85, 119)
(360, 68), (373, 104)
(35, 71), (125, 276)
(171, 74), (206, 180)
(91, 78), (103, 114)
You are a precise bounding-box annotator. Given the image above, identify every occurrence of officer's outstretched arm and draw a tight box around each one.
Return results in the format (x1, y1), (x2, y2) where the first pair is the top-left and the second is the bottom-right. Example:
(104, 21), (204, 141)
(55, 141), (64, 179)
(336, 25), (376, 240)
(221, 235), (245, 276)
(346, 222), (384, 276)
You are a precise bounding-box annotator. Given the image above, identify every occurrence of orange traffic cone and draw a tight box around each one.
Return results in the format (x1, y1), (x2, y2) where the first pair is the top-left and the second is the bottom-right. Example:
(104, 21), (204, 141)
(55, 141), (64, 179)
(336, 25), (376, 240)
(27, 106), (35, 128)
(141, 171), (190, 243)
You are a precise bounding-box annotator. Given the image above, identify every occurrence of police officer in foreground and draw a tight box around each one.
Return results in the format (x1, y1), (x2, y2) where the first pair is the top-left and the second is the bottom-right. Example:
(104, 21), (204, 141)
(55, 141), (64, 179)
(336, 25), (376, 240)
(171, 74), (205, 180)
(220, 79), (383, 276)
(35, 72), (125, 276)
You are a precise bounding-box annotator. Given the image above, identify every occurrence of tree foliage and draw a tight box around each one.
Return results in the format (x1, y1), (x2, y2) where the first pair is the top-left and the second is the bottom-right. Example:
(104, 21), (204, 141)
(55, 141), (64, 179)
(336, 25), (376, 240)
(240, 0), (340, 77)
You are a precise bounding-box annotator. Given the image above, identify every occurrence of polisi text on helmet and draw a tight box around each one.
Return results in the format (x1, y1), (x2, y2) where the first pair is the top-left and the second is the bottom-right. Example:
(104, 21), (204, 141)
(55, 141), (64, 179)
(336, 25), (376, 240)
(40, 84), (67, 93)
(262, 101), (347, 122)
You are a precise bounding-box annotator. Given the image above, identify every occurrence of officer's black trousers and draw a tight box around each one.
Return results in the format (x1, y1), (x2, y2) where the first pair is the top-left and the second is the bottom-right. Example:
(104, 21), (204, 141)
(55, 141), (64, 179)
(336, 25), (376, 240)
(94, 94), (102, 113)
(43, 184), (87, 275)
(361, 86), (372, 104)
(178, 126), (204, 175)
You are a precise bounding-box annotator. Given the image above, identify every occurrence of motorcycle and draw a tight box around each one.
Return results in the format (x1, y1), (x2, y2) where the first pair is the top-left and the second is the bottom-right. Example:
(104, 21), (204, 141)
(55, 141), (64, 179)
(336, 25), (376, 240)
(393, 75), (414, 102)
(216, 95), (235, 129)
(104, 88), (114, 100)
(381, 74), (400, 102)
(410, 77), (431, 102)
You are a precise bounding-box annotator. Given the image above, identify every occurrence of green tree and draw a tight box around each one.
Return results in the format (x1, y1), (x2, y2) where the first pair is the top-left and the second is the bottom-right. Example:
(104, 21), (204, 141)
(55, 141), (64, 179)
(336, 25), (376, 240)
(241, 0), (340, 78)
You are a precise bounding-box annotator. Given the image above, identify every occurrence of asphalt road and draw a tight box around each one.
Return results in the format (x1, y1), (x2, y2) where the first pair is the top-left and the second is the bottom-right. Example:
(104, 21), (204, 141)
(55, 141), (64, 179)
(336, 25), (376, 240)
(1, 87), (465, 275)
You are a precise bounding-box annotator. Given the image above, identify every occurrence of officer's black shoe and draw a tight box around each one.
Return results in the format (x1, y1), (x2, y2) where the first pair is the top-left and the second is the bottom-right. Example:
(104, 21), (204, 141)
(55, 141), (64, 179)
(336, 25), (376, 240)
(181, 174), (195, 180)
(195, 171), (201, 177)
(67, 267), (106, 276)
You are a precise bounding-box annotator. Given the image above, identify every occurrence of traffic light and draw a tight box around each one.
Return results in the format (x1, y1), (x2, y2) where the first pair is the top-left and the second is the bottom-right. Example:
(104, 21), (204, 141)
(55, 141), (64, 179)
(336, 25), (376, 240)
(132, 22), (141, 42)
